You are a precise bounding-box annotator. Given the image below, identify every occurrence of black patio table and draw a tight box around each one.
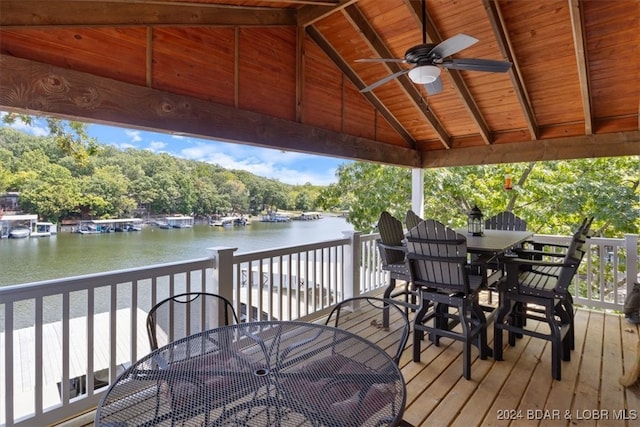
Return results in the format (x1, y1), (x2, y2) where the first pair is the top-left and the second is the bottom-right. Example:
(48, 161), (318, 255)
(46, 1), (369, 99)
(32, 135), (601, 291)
(95, 320), (406, 427)
(456, 229), (534, 255)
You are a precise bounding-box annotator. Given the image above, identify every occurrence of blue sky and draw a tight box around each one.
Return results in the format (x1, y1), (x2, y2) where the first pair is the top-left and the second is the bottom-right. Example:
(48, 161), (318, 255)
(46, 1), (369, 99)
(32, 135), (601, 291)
(2, 114), (348, 186)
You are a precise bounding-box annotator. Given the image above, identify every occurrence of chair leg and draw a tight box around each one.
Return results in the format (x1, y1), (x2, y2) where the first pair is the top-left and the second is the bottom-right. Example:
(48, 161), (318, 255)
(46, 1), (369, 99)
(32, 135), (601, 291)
(471, 302), (490, 360)
(493, 294), (512, 362)
(546, 304), (563, 381)
(413, 297), (431, 362)
(458, 301), (472, 380)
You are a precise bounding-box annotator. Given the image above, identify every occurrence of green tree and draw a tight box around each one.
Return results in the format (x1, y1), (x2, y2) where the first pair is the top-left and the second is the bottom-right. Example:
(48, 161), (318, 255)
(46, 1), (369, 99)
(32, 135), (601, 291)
(319, 158), (639, 236)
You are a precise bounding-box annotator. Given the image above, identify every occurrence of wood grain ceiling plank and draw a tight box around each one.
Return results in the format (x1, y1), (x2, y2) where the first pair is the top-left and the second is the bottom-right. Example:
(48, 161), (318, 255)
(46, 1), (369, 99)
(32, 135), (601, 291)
(583, 0), (640, 121)
(304, 26), (415, 147)
(0, 0), (296, 27)
(483, 0), (538, 140)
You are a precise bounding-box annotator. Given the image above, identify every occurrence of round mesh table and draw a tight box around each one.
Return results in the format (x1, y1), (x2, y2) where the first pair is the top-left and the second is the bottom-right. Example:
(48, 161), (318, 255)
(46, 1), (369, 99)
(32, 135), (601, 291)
(95, 321), (406, 426)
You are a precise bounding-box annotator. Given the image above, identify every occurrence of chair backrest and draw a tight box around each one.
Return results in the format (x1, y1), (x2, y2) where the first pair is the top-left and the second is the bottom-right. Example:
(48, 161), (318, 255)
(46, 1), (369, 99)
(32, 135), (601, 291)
(377, 211), (406, 265)
(146, 292), (239, 350)
(554, 217), (593, 293)
(405, 209), (423, 230)
(405, 219), (472, 294)
(325, 297), (409, 365)
(485, 211), (526, 231)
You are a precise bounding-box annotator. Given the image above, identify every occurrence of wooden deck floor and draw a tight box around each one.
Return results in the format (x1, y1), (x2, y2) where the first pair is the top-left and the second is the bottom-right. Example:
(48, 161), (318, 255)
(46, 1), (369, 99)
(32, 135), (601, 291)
(399, 306), (640, 427)
(59, 301), (640, 427)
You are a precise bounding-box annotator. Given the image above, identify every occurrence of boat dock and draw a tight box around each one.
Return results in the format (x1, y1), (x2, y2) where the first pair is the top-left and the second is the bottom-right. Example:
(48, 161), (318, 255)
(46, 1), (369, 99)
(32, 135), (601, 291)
(76, 218), (143, 234)
(0, 214), (57, 238)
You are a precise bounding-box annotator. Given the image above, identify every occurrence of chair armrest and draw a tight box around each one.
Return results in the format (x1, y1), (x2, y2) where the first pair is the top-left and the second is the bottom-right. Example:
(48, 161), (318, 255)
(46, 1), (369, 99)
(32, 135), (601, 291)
(522, 240), (569, 250)
(513, 248), (566, 259)
(377, 241), (408, 253)
(500, 256), (578, 269)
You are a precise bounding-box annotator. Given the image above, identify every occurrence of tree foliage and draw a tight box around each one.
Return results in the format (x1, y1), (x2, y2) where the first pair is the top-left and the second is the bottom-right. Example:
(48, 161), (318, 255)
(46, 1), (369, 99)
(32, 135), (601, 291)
(318, 158), (639, 237)
(0, 126), (320, 222)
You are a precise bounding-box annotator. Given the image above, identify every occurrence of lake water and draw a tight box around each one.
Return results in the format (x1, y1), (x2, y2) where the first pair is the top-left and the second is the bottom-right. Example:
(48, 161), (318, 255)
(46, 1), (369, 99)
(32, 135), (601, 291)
(0, 216), (354, 287)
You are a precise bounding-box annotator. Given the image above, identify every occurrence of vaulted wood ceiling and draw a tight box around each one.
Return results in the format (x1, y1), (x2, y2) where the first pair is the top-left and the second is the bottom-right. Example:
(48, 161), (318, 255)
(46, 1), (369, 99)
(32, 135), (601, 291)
(1, 0), (638, 168)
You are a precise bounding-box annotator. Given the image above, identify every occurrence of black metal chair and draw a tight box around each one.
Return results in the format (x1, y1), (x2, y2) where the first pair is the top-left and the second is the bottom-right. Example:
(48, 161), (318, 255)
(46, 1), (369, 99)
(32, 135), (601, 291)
(493, 218), (593, 380)
(325, 296), (410, 365)
(325, 296), (415, 426)
(376, 211), (419, 312)
(406, 219), (492, 380)
(146, 292), (239, 350)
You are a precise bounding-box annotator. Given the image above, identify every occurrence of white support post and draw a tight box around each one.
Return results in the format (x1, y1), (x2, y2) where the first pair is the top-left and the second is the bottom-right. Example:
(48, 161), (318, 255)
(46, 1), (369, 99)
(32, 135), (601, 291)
(625, 234), (639, 293)
(208, 246), (238, 323)
(343, 231), (362, 301)
(411, 168), (424, 216)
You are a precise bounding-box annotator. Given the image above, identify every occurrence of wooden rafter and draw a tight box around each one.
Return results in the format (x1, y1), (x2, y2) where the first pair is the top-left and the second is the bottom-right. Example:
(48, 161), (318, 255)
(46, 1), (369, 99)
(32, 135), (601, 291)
(342, 3), (451, 149)
(405, 0), (493, 145)
(568, 0), (593, 135)
(297, 0), (357, 27)
(483, 0), (539, 140)
(305, 26), (415, 147)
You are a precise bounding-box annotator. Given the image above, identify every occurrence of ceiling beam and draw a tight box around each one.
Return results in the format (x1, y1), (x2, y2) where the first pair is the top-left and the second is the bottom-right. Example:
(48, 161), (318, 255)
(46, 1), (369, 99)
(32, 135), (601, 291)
(405, 0), (493, 145)
(0, 1), (297, 28)
(483, 0), (539, 140)
(305, 26), (416, 148)
(342, 3), (451, 149)
(568, 0), (593, 135)
(0, 54), (421, 168)
(297, 0), (357, 27)
(423, 131), (640, 168)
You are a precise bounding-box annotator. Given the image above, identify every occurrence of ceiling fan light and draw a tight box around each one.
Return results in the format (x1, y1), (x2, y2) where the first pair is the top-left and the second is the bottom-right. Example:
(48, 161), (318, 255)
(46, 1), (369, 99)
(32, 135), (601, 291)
(408, 65), (441, 84)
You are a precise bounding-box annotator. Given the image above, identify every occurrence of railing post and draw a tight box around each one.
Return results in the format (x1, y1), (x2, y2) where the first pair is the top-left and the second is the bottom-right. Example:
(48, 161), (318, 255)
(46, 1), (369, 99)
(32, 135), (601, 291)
(343, 231), (361, 300)
(207, 246), (237, 304)
(625, 234), (639, 294)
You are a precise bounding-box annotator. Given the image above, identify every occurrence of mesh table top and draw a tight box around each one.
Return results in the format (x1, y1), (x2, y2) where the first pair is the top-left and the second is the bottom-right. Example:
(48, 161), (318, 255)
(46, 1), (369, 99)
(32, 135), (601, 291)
(95, 321), (406, 426)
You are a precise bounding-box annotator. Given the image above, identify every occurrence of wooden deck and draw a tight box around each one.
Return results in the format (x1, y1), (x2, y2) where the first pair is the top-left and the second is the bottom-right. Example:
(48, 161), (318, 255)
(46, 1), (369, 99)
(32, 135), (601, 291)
(58, 301), (640, 427)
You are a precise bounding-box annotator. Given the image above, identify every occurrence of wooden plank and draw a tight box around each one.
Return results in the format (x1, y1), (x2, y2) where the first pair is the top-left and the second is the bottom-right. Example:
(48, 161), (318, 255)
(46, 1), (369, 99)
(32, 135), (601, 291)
(542, 308), (590, 427)
(599, 313), (626, 427)
(0, 54), (422, 168)
(483, 322), (547, 427)
(620, 322), (640, 420)
(421, 131), (640, 168)
(572, 309), (604, 426)
(0, 1), (297, 28)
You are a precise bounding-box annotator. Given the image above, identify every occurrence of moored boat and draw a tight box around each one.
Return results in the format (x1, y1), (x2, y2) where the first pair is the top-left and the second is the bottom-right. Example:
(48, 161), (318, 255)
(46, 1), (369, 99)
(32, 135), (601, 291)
(1, 214), (38, 239)
(9, 226), (30, 238)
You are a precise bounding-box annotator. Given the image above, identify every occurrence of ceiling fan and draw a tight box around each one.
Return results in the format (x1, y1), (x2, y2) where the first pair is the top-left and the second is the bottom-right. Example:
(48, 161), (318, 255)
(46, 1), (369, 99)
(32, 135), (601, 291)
(357, 0), (512, 95)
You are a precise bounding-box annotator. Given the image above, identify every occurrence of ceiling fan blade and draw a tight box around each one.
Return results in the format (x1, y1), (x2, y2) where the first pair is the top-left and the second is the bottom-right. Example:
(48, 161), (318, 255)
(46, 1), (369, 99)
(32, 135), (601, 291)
(355, 58), (406, 63)
(360, 69), (411, 93)
(442, 58), (512, 72)
(424, 76), (443, 95)
(430, 34), (478, 58)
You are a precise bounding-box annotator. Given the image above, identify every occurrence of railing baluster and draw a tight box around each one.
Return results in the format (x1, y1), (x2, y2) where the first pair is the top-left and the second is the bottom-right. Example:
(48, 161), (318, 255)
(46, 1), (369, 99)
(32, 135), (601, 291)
(0, 232), (636, 425)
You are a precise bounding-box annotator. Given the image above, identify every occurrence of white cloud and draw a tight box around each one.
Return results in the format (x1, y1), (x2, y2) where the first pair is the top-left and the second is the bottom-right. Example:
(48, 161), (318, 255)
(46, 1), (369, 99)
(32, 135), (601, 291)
(125, 129), (142, 142)
(148, 140), (167, 152)
(178, 144), (337, 185)
(1, 113), (49, 137)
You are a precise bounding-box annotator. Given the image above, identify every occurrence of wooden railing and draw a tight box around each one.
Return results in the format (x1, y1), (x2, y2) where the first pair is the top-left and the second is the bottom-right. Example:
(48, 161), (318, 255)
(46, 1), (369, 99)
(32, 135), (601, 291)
(0, 231), (637, 426)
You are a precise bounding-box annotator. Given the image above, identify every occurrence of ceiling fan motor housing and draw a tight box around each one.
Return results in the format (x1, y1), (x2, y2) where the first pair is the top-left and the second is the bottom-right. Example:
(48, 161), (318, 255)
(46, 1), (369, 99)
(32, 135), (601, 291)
(404, 44), (439, 64)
